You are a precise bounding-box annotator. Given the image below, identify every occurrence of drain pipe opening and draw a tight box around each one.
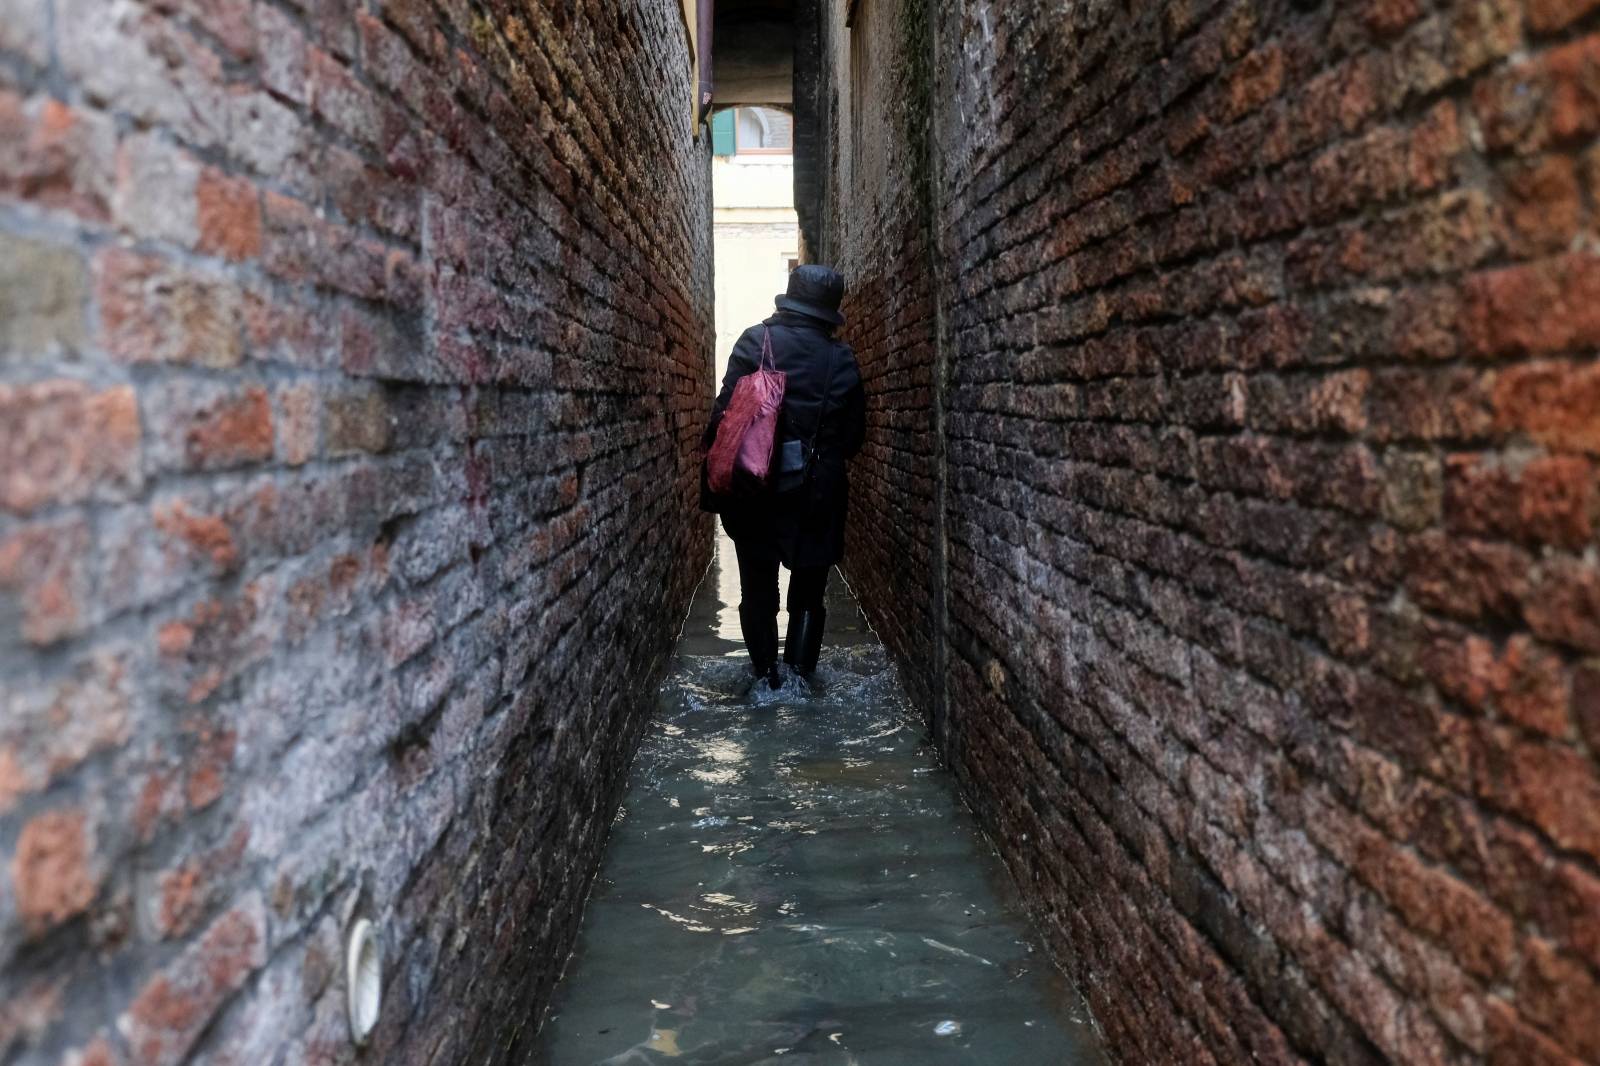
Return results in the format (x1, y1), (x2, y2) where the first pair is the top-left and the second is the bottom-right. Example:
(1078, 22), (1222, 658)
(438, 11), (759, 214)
(346, 918), (381, 1046)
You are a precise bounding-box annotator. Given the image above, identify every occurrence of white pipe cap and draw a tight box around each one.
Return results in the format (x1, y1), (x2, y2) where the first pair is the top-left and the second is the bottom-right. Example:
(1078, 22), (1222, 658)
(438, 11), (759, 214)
(346, 918), (381, 1045)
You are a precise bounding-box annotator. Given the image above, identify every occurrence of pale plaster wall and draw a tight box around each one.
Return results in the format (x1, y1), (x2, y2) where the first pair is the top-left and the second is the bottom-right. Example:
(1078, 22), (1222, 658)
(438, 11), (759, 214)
(713, 155), (799, 379)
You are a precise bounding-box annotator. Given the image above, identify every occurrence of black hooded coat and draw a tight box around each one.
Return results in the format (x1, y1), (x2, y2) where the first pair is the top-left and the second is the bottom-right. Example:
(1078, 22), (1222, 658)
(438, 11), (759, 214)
(700, 309), (867, 569)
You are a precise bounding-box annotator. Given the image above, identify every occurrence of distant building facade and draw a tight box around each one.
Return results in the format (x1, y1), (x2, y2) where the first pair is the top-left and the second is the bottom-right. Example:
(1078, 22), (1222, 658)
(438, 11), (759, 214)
(712, 107), (799, 379)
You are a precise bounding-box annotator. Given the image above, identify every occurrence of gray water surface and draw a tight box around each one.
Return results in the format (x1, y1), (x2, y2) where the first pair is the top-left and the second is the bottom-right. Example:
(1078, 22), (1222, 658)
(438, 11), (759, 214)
(534, 536), (1105, 1065)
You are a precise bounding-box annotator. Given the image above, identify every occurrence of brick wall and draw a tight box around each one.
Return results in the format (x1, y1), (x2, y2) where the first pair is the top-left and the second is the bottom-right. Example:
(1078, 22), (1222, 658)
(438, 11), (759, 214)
(0, 0), (714, 1062)
(813, 0), (947, 724)
(816, 1), (1600, 1063)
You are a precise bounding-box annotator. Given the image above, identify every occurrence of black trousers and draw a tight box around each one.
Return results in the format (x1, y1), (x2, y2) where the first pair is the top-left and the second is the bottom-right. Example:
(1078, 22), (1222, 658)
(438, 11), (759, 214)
(734, 539), (829, 617)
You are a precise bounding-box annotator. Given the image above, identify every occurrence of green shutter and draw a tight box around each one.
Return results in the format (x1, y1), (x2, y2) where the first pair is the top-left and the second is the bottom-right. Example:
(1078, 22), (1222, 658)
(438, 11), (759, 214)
(711, 109), (736, 156)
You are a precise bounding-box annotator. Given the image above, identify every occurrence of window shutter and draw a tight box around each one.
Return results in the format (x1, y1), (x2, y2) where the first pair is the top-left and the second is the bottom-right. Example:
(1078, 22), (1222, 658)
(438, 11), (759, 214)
(711, 109), (736, 156)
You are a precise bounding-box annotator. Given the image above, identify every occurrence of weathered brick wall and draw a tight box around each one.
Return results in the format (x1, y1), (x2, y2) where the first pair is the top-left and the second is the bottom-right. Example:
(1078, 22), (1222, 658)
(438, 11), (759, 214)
(0, 0), (713, 1062)
(814, 0), (946, 722)
(818, 1), (1600, 1063)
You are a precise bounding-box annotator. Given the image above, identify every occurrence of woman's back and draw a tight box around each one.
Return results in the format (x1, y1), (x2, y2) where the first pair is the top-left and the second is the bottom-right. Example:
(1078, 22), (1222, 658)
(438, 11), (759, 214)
(701, 266), (865, 688)
(752, 313), (864, 465)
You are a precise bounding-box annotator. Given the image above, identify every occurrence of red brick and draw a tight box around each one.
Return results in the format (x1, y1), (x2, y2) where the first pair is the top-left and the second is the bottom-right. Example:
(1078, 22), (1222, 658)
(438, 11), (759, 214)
(1246, 370), (1369, 435)
(376, 0), (445, 59)
(132, 772), (177, 844)
(1224, 46), (1284, 122)
(1491, 360), (1600, 455)
(1484, 996), (1582, 1066)
(1389, 285), (1462, 360)
(97, 249), (245, 367)
(1515, 938), (1600, 1061)
(1422, 630), (1570, 736)
(241, 283), (337, 369)
(10, 808), (96, 935)
(1408, 99), (1467, 190)
(1525, 555), (1600, 652)
(1404, 530), (1531, 622)
(154, 863), (203, 940)
(262, 190), (392, 300)
(181, 387), (274, 470)
(0, 91), (115, 219)
(1525, 0), (1600, 33)
(1340, 803), (1516, 979)
(1475, 34), (1600, 152)
(1500, 156), (1583, 256)
(1481, 726), (1600, 857)
(195, 167), (261, 261)
(1463, 253), (1600, 358)
(152, 826), (248, 938)
(321, 142), (420, 240)
(0, 518), (91, 645)
(1518, 455), (1597, 547)
(356, 10), (434, 119)
(1445, 452), (1595, 549)
(1538, 858), (1600, 970)
(182, 726), (235, 810)
(1368, 367), (1494, 442)
(0, 381), (142, 513)
(152, 500), (238, 572)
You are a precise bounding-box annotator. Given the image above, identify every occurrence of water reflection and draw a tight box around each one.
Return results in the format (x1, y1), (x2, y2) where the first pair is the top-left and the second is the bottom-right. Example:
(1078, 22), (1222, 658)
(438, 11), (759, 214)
(532, 534), (1105, 1065)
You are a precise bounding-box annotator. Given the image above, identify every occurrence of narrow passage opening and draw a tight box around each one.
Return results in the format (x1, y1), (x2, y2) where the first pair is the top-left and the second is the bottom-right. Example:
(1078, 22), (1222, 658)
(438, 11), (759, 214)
(531, 108), (1107, 1065)
(709, 105), (803, 646)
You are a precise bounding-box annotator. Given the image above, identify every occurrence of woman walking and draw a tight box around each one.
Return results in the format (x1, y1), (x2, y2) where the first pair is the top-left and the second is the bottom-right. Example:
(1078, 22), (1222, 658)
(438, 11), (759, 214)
(702, 265), (866, 689)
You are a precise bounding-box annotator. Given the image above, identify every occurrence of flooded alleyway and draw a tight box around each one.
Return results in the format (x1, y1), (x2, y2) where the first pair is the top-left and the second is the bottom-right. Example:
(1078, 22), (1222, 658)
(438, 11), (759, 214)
(8, 0), (1599, 1061)
(533, 536), (1106, 1065)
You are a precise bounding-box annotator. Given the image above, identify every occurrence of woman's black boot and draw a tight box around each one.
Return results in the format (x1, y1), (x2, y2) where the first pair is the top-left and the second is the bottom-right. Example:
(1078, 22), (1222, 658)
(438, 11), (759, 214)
(740, 604), (781, 688)
(785, 607), (827, 678)
(783, 612), (802, 669)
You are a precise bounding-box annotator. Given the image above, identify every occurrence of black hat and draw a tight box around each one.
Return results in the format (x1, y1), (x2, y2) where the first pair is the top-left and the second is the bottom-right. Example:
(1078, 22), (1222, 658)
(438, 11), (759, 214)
(775, 264), (846, 327)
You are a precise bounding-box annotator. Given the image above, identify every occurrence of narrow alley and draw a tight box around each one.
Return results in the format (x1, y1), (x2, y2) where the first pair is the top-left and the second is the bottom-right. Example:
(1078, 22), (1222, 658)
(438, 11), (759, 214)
(1, 1), (1598, 1065)
(534, 536), (1105, 1063)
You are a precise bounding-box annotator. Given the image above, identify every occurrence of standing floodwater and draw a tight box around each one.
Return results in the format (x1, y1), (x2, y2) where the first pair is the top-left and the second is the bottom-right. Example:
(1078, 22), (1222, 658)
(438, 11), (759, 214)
(533, 536), (1106, 1065)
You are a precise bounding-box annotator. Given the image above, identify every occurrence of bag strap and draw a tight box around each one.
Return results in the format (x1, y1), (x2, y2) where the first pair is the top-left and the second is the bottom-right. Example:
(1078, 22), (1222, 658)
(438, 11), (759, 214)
(759, 327), (776, 372)
(803, 342), (840, 464)
(765, 325), (839, 461)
